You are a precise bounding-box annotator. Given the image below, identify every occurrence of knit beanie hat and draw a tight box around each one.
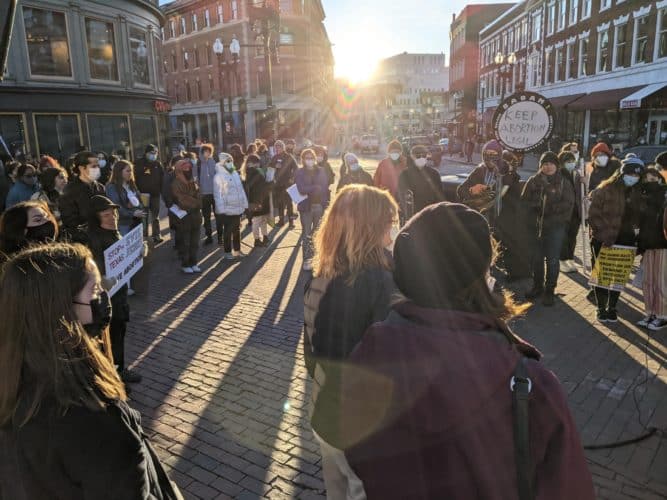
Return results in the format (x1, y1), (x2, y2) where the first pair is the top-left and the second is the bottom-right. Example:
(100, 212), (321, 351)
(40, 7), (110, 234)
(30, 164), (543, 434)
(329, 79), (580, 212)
(482, 140), (503, 157)
(590, 142), (611, 157)
(620, 155), (644, 175)
(145, 144), (158, 154)
(558, 151), (575, 164)
(393, 202), (492, 308)
(274, 140), (285, 150)
(539, 151), (560, 167)
(388, 139), (402, 153)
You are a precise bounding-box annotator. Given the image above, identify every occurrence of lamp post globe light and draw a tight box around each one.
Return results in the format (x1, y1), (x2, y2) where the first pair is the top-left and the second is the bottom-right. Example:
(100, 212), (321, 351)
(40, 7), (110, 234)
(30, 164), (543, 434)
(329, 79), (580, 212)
(494, 51), (516, 103)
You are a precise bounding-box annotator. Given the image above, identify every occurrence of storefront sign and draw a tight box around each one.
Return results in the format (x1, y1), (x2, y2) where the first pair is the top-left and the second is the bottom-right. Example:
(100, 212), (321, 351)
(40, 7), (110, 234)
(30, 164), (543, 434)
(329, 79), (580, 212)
(154, 100), (172, 113)
(588, 245), (637, 291)
(104, 225), (144, 297)
(492, 91), (555, 152)
(620, 99), (640, 110)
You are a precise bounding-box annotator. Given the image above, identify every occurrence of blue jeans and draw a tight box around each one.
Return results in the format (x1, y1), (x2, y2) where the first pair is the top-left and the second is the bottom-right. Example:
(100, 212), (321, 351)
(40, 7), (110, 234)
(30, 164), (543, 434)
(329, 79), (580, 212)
(532, 225), (566, 291)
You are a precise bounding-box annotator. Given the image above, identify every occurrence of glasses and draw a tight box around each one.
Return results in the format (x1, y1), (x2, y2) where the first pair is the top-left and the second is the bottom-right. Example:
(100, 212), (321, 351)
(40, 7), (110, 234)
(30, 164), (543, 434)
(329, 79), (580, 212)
(413, 153), (428, 159)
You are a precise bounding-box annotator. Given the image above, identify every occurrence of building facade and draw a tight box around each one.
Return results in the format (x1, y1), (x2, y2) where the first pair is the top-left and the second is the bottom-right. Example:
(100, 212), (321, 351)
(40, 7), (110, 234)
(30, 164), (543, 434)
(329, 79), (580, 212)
(0, 0), (169, 164)
(479, 0), (667, 152)
(449, 3), (515, 139)
(161, 0), (334, 149)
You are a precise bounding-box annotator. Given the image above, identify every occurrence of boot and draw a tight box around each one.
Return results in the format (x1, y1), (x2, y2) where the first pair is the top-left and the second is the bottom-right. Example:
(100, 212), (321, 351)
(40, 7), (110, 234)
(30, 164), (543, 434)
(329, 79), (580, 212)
(542, 289), (555, 307)
(525, 285), (544, 300)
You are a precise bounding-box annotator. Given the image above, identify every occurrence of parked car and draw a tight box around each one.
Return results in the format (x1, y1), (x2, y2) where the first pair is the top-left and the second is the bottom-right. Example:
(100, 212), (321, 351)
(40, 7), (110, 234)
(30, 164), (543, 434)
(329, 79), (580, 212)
(620, 145), (667, 165)
(360, 134), (380, 154)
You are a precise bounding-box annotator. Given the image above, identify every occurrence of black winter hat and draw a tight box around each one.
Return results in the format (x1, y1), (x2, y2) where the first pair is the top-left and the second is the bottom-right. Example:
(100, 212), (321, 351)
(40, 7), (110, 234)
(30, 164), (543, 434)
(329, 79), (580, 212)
(145, 144), (158, 154)
(655, 151), (667, 169)
(539, 151), (560, 167)
(393, 202), (492, 308)
(90, 195), (119, 213)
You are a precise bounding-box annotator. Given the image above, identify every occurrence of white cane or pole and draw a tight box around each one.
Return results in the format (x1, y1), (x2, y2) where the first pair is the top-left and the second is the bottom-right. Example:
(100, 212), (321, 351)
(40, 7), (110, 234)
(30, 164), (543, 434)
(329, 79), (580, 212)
(579, 158), (589, 276)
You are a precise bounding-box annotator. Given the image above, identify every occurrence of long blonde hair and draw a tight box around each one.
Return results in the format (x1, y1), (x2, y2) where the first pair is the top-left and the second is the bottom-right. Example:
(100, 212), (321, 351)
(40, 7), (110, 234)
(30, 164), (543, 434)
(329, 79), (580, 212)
(314, 185), (398, 283)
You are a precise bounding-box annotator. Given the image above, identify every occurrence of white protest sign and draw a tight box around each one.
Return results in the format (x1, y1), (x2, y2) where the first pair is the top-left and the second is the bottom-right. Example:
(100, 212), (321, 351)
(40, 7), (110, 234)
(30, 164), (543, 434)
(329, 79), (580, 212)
(104, 225), (144, 297)
(493, 91), (555, 152)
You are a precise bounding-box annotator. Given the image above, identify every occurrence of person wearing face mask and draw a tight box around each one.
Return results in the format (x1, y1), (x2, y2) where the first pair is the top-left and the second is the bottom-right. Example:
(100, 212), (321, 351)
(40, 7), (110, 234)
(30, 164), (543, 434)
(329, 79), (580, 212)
(86, 195), (142, 385)
(521, 152), (575, 306)
(0, 243), (182, 500)
(587, 142), (619, 193)
(60, 151), (106, 243)
(5, 163), (39, 208)
(213, 153), (249, 259)
(134, 144), (165, 244)
(337, 153), (373, 192)
(398, 145), (444, 217)
(313, 145), (335, 186)
(229, 143), (246, 171)
(0, 201), (59, 261)
(96, 152), (111, 185)
(270, 140), (298, 228)
(336, 202), (593, 500)
(196, 144), (218, 245)
(636, 168), (667, 331)
(373, 139), (408, 202)
(296, 148), (330, 271)
(31, 166), (68, 223)
(588, 156), (644, 322)
(244, 153), (272, 248)
(172, 159), (203, 274)
(558, 151), (584, 274)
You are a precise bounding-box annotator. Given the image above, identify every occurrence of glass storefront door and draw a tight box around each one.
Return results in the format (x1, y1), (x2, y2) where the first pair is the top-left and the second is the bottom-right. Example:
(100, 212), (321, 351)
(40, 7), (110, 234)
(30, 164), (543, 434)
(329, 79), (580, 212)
(647, 116), (667, 145)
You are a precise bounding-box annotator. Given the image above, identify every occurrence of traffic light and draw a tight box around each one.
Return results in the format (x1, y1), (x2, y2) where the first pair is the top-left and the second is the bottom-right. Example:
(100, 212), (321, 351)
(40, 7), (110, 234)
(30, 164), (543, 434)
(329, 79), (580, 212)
(0, 0), (17, 81)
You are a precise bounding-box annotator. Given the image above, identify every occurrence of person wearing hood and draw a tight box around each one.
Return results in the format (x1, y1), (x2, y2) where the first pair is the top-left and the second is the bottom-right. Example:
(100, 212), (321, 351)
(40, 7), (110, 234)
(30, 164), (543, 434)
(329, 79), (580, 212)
(213, 153), (249, 259)
(558, 150), (584, 274)
(31, 165), (68, 223)
(196, 143), (218, 245)
(172, 159), (203, 274)
(373, 139), (407, 202)
(588, 156), (644, 322)
(244, 153), (271, 248)
(134, 144), (164, 243)
(271, 139), (298, 228)
(59, 151), (106, 243)
(313, 145), (335, 186)
(5, 163), (39, 208)
(337, 153), (373, 192)
(521, 152), (575, 306)
(0, 200), (58, 261)
(398, 144), (444, 217)
(587, 142), (618, 192)
(336, 202), (594, 500)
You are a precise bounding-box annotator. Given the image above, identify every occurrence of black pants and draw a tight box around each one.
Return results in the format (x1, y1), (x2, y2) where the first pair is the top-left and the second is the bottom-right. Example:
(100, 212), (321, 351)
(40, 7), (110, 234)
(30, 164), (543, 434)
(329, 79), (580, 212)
(276, 189), (293, 220)
(591, 238), (621, 311)
(176, 210), (202, 267)
(201, 194), (215, 238)
(110, 318), (126, 370)
(215, 214), (241, 252)
(560, 213), (581, 261)
(143, 193), (161, 239)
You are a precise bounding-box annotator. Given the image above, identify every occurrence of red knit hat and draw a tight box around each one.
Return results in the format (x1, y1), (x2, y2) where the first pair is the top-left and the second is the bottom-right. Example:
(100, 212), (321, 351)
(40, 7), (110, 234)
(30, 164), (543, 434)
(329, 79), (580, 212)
(590, 142), (611, 157)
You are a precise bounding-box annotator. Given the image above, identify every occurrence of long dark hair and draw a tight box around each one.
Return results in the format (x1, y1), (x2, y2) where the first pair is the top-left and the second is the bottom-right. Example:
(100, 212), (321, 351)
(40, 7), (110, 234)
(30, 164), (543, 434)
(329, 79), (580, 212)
(39, 166), (67, 194)
(0, 243), (126, 427)
(108, 160), (138, 192)
(0, 200), (58, 258)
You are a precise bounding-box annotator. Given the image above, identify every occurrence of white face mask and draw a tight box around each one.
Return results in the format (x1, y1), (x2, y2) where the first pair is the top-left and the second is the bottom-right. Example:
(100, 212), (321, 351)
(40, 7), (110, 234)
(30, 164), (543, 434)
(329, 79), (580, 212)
(595, 155), (609, 167)
(564, 162), (576, 172)
(572, 151), (579, 162)
(316, 156), (324, 163)
(88, 167), (101, 181)
(389, 152), (401, 161)
(98, 159), (107, 168)
(414, 158), (428, 168)
(304, 159), (315, 168)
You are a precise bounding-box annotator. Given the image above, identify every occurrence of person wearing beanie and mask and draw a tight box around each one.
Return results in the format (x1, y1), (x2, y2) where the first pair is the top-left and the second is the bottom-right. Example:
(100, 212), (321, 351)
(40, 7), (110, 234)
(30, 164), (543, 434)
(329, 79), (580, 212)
(398, 144), (444, 217)
(86, 195), (141, 386)
(60, 151), (106, 243)
(587, 142), (619, 192)
(5, 163), (39, 208)
(270, 139), (298, 228)
(336, 202), (594, 500)
(134, 144), (164, 243)
(196, 143), (218, 245)
(296, 148), (330, 271)
(374, 139), (408, 201)
(521, 151), (575, 306)
(213, 153), (248, 259)
(588, 155), (644, 322)
(558, 150), (584, 274)
(172, 159), (203, 274)
(337, 153), (373, 192)
(0, 201), (58, 261)
(244, 153), (272, 248)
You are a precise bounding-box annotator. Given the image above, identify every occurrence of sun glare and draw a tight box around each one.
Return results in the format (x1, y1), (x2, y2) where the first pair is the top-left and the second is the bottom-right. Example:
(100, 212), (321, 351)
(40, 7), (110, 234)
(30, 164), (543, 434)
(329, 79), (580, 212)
(334, 36), (384, 84)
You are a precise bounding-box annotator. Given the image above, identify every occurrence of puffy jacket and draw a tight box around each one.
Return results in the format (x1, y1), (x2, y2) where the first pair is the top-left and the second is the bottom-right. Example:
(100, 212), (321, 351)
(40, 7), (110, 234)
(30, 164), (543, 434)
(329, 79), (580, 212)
(521, 172), (575, 231)
(271, 152), (298, 189)
(171, 164), (201, 212)
(295, 166), (330, 212)
(213, 164), (248, 216)
(588, 178), (641, 247)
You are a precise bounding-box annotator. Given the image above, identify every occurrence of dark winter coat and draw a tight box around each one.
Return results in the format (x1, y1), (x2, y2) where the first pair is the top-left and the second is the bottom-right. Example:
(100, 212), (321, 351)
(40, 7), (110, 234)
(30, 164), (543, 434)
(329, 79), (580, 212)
(270, 152), (298, 189)
(59, 177), (106, 241)
(245, 166), (272, 216)
(295, 166), (330, 212)
(588, 159), (619, 192)
(135, 157), (165, 196)
(303, 266), (395, 445)
(638, 182), (667, 252)
(105, 183), (144, 231)
(319, 160), (336, 186)
(588, 179), (641, 247)
(398, 165), (444, 215)
(561, 168), (585, 220)
(336, 169), (373, 192)
(338, 301), (595, 500)
(0, 399), (179, 500)
(521, 172), (575, 232)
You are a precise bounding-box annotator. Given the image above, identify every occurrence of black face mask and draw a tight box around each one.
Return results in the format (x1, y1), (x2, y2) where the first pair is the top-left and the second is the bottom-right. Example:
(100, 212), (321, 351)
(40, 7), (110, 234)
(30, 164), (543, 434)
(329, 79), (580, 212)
(183, 170), (193, 180)
(25, 220), (57, 243)
(75, 290), (112, 337)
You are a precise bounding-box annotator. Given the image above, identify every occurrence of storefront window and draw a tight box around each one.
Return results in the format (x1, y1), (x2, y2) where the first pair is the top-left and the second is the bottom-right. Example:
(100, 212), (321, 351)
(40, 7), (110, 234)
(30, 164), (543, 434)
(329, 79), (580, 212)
(0, 114), (27, 159)
(87, 115), (131, 159)
(131, 115), (158, 161)
(130, 27), (150, 86)
(155, 36), (165, 91)
(85, 19), (119, 81)
(22, 7), (71, 77)
(34, 114), (81, 160)
(589, 109), (649, 150)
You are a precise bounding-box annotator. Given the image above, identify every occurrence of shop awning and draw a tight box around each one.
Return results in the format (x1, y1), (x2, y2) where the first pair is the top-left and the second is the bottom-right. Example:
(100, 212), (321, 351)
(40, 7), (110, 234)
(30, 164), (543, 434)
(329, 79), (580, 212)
(548, 93), (586, 108)
(620, 83), (667, 109)
(567, 86), (644, 111)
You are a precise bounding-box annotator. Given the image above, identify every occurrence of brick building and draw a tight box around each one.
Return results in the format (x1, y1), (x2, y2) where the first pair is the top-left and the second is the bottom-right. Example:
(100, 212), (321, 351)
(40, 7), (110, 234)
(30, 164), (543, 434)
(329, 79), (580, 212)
(161, 0), (334, 150)
(479, 0), (667, 153)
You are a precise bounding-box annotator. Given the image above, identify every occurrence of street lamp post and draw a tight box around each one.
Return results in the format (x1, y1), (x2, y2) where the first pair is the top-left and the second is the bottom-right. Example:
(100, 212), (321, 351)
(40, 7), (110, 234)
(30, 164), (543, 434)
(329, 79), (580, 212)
(494, 51), (516, 104)
(479, 80), (486, 137)
(212, 38), (227, 149)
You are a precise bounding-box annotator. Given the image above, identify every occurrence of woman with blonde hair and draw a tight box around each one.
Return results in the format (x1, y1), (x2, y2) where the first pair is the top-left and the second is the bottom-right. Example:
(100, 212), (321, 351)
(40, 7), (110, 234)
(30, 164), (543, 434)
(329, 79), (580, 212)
(303, 184), (398, 500)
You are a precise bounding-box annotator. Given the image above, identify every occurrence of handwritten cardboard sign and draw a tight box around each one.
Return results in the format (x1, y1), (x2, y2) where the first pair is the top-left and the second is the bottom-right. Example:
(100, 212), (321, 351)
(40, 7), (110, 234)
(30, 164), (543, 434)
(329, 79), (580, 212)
(493, 91), (555, 152)
(104, 225), (144, 297)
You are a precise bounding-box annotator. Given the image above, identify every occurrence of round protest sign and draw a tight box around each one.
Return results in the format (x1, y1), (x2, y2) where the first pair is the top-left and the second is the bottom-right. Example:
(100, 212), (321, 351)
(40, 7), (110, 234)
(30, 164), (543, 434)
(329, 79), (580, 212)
(492, 91), (555, 152)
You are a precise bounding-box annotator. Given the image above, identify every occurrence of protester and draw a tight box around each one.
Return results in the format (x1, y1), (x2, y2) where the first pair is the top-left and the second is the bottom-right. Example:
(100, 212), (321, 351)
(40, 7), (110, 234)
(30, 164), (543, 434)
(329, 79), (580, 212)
(285, 138), (297, 157)
(560, 142), (580, 163)
(636, 168), (667, 331)
(37, 155), (61, 174)
(213, 153), (248, 259)
(5, 163), (39, 208)
(0, 160), (19, 212)
(229, 143), (246, 171)
(271, 140), (298, 228)
(105, 160), (146, 236)
(337, 153), (373, 192)
(197, 144), (217, 245)
(333, 202), (594, 500)
(59, 151), (106, 242)
(31, 165), (68, 223)
(373, 139), (407, 202)
(257, 143), (271, 169)
(398, 144), (444, 217)
(246, 143), (258, 157)
(588, 156), (644, 322)
(244, 154), (271, 249)
(0, 201), (58, 260)
(588, 142), (619, 192)
(464, 136), (474, 163)
(303, 185), (398, 499)
(295, 148), (330, 271)
(0, 243), (180, 499)
(313, 145), (335, 186)
(172, 159), (202, 274)
(96, 151), (111, 185)
(134, 144), (164, 243)
(521, 152), (575, 306)
(162, 155), (182, 250)
(558, 151), (584, 274)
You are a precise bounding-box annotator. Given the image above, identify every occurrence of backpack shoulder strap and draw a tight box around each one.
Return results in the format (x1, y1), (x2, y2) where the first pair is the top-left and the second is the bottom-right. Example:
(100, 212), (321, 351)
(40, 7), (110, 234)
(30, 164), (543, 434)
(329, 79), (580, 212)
(512, 356), (534, 500)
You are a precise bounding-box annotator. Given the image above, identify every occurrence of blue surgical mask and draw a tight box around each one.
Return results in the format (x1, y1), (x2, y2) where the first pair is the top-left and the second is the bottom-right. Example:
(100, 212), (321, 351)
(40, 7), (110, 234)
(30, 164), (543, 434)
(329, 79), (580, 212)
(349, 163), (361, 171)
(147, 153), (157, 162)
(190, 159), (196, 167)
(564, 162), (576, 172)
(622, 175), (639, 187)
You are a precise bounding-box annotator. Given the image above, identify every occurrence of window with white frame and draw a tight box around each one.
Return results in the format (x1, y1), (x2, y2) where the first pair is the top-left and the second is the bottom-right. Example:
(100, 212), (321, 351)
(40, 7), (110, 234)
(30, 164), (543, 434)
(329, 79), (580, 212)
(160, 27), (165, 41)
(183, 50), (189, 70)
(180, 17), (186, 35)
(600, 0), (611, 12)
(169, 20), (175, 38)
(613, 22), (629, 68)
(582, 0), (591, 19)
(532, 11), (542, 42)
(558, 0), (566, 31)
(204, 9), (210, 28)
(548, 2), (556, 34)
(566, 41), (577, 79)
(509, 29), (514, 52)
(192, 13), (198, 32)
(555, 46), (565, 81)
(578, 37), (588, 76)
(597, 29), (610, 72)
(232, 1), (238, 20)
(530, 54), (540, 87)
(569, 0), (578, 25)
(545, 49), (554, 83)
(633, 15), (650, 64)
(658, 7), (667, 60)
(217, 4), (223, 24)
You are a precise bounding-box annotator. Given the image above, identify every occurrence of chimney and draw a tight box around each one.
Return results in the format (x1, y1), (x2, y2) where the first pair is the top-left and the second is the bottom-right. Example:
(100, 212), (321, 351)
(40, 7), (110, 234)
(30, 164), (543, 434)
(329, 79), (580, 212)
(452, 13), (456, 23)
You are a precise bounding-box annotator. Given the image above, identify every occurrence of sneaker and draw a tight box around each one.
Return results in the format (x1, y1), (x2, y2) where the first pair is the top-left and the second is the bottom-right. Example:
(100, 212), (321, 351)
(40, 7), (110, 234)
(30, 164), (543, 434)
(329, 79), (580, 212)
(637, 315), (655, 328)
(120, 368), (142, 384)
(127, 288), (136, 297)
(253, 239), (263, 249)
(597, 310), (608, 323)
(191, 265), (202, 273)
(542, 290), (555, 307)
(224, 252), (235, 260)
(204, 236), (213, 245)
(302, 259), (313, 271)
(560, 260), (576, 273)
(648, 318), (667, 331)
(525, 286), (544, 300)
(233, 250), (246, 258)
(181, 266), (194, 274)
(606, 310), (618, 323)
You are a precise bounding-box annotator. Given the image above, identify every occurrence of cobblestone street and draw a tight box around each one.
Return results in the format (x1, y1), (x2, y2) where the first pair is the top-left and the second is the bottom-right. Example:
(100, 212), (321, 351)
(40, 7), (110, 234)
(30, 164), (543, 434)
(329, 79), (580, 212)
(126, 220), (666, 500)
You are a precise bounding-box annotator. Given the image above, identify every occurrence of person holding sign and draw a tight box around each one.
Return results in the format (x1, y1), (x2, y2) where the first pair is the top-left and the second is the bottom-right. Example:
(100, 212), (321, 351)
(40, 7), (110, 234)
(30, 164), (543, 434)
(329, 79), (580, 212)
(213, 153), (248, 259)
(588, 156), (644, 323)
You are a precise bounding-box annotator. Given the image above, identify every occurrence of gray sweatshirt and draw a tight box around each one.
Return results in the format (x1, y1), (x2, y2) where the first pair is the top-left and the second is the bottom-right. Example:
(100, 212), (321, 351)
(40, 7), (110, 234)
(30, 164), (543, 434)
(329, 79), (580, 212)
(198, 157), (217, 195)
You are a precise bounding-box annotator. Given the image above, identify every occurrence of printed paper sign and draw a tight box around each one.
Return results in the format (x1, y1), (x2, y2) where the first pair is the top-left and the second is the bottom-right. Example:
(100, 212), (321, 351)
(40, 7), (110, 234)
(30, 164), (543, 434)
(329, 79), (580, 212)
(588, 245), (637, 292)
(104, 225), (145, 297)
(286, 183), (308, 205)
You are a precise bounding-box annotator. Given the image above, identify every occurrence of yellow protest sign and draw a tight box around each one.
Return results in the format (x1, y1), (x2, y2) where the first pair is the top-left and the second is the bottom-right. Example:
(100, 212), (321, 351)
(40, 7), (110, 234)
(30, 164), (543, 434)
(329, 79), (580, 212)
(589, 245), (637, 291)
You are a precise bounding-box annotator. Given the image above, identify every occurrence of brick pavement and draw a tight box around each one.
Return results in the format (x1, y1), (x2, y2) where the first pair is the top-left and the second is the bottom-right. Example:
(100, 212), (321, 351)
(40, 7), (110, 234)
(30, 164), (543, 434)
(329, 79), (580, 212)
(125, 219), (666, 499)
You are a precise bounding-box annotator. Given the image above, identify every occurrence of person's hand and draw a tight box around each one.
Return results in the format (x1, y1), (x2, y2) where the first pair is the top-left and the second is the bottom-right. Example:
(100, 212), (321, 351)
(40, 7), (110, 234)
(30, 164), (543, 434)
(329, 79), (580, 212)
(134, 209), (146, 218)
(101, 276), (118, 291)
(469, 184), (488, 196)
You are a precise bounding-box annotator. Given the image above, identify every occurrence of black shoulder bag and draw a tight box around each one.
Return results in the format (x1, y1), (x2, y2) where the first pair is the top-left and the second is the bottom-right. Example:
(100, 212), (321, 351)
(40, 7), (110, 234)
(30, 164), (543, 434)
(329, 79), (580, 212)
(511, 356), (534, 500)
